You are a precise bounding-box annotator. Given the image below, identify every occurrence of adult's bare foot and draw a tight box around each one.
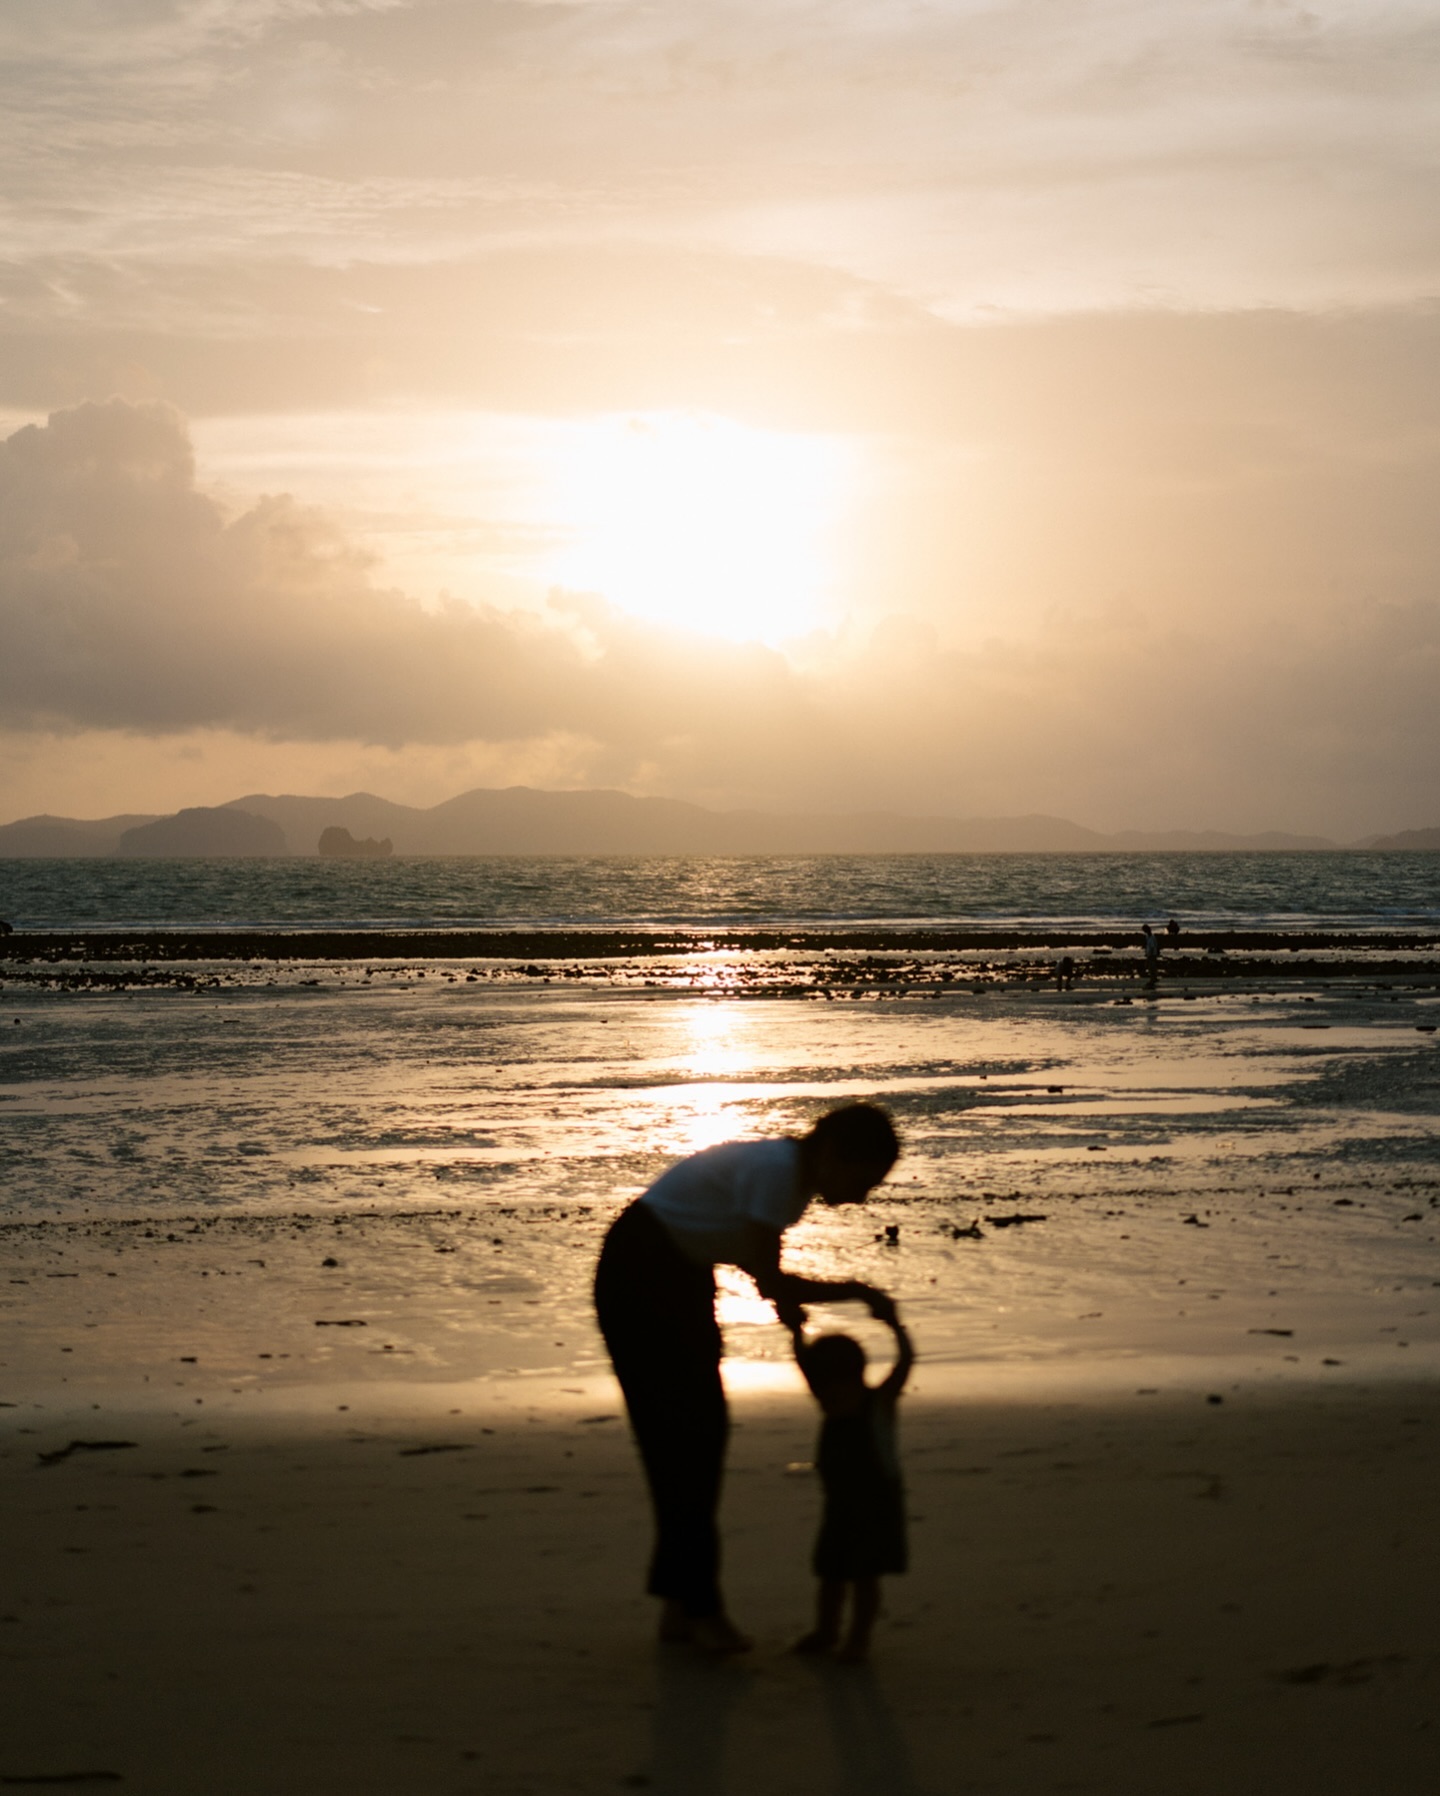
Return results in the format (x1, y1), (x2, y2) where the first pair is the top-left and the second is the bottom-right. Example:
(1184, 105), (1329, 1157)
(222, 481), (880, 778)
(657, 1600), (692, 1644)
(690, 1614), (753, 1655)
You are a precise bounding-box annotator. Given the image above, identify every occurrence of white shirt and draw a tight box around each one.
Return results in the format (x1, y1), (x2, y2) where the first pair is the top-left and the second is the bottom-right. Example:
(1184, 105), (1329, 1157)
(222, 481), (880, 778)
(640, 1138), (809, 1267)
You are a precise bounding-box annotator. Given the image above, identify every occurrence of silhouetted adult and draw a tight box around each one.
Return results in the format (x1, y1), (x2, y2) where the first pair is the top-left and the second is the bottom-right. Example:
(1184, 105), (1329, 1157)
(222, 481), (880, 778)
(593, 1102), (901, 1653)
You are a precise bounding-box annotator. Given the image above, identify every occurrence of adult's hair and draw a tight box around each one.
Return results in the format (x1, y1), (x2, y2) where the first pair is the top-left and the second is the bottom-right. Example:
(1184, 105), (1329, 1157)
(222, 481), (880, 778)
(806, 1102), (899, 1170)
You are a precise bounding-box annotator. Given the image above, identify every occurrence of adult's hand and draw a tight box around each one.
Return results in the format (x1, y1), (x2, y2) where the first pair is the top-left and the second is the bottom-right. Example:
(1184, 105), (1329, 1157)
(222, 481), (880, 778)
(775, 1296), (807, 1331)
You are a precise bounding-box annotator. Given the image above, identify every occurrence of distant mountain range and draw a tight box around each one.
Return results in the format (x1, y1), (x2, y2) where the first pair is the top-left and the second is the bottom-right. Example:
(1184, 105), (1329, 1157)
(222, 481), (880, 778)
(0, 788), (1433, 857)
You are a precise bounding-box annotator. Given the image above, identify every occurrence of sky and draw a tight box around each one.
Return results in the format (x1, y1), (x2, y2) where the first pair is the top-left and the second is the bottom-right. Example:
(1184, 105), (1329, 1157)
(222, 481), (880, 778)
(1, 0), (1438, 836)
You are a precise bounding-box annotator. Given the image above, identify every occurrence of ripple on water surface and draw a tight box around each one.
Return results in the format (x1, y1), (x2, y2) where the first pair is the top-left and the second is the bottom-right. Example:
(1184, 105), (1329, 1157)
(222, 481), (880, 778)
(6, 850), (1440, 931)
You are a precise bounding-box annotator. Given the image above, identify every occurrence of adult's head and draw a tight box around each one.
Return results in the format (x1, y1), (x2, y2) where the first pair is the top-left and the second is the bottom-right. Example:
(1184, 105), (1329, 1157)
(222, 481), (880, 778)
(801, 1102), (900, 1207)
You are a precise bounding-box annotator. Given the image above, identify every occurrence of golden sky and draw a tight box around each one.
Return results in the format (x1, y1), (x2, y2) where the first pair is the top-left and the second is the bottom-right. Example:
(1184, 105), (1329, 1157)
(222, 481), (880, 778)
(1, 0), (1437, 834)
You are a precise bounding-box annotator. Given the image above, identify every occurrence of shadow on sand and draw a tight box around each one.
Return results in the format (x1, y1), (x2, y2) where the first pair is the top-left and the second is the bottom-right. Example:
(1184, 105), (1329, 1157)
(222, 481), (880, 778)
(645, 1651), (925, 1796)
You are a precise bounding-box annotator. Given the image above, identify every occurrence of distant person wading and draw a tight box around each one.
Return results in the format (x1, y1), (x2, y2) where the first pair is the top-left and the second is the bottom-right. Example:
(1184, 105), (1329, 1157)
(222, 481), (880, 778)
(1142, 922), (1161, 988)
(593, 1103), (901, 1653)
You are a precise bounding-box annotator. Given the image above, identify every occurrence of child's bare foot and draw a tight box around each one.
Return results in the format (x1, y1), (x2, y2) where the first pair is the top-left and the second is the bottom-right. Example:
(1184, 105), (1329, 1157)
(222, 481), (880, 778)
(791, 1630), (838, 1655)
(657, 1601), (692, 1645)
(689, 1614), (753, 1655)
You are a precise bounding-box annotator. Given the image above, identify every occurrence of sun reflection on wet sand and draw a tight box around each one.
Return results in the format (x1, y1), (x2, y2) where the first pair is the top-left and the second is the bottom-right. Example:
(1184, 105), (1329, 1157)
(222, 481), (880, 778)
(645, 1003), (767, 1154)
(719, 1357), (803, 1397)
(678, 999), (754, 1079)
(4, 974), (1438, 1397)
(714, 1265), (778, 1331)
(661, 1083), (749, 1157)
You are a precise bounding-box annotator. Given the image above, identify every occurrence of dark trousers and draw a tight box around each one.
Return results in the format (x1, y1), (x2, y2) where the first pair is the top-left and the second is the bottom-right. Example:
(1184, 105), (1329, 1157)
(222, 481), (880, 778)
(593, 1202), (727, 1619)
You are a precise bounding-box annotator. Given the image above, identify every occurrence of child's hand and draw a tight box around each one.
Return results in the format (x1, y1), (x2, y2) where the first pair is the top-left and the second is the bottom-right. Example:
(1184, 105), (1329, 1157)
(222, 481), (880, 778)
(864, 1288), (898, 1326)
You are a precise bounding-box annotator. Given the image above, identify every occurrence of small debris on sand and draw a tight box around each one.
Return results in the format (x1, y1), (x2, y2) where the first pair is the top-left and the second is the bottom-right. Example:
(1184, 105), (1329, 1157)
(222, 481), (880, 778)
(36, 1441), (137, 1468)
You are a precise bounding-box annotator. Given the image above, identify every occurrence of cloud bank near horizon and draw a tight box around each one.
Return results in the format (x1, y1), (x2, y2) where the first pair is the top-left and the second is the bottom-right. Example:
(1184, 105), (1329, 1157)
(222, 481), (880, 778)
(2, 399), (1437, 838)
(0, 399), (806, 750)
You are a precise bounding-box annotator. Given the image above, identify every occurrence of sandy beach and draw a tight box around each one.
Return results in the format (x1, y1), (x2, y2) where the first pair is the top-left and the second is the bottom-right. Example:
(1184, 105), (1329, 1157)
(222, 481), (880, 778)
(4, 1364), (1438, 1794)
(3, 946), (1438, 1791)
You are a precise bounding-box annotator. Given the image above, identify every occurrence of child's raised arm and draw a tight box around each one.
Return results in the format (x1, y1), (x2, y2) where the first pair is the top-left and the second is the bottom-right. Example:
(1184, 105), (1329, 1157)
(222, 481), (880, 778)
(877, 1313), (915, 1401)
(789, 1319), (823, 1398)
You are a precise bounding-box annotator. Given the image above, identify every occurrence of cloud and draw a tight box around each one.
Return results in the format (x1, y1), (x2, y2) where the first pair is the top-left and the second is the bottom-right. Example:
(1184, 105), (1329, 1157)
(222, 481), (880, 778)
(3, 2), (1440, 312)
(2, 396), (1438, 840)
(0, 398), (802, 749)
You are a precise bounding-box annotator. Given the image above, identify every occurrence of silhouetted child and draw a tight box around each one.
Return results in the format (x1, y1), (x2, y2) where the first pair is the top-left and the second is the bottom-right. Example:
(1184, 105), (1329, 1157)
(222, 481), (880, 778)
(789, 1309), (913, 1661)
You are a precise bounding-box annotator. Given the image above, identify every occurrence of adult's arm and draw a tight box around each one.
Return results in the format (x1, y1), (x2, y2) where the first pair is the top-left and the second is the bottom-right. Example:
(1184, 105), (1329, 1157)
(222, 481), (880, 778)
(734, 1221), (895, 1322)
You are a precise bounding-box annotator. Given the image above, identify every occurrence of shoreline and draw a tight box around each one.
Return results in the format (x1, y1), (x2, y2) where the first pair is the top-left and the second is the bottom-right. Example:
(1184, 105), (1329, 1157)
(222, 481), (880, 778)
(6, 925), (1440, 956)
(4, 928), (1440, 1002)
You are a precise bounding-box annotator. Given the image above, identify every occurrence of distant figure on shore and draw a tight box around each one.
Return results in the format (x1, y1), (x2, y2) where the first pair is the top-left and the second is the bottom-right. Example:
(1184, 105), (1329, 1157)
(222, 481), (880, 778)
(593, 1103), (901, 1655)
(1142, 923), (1161, 988)
(1166, 917), (1180, 943)
(0, 917), (12, 936)
(789, 1307), (913, 1662)
(1055, 954), (1075, 991)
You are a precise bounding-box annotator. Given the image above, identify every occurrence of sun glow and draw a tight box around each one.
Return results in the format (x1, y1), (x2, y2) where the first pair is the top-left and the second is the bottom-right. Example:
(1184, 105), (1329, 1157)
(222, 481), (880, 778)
(546, 412), (851, 643)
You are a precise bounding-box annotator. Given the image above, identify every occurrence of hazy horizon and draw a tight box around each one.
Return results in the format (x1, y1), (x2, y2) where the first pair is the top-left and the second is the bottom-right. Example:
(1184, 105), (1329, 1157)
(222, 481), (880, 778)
(2, 3), (1438, 836)
(0, 778), (1420, 852)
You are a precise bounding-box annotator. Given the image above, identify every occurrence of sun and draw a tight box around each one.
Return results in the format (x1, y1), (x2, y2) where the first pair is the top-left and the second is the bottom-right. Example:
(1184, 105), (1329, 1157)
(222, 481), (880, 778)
(543, 412), (851, 644)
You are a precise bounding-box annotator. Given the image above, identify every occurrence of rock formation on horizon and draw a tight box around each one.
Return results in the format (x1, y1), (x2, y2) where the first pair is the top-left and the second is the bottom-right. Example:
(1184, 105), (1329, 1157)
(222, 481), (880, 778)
(318, 826), (394, 859)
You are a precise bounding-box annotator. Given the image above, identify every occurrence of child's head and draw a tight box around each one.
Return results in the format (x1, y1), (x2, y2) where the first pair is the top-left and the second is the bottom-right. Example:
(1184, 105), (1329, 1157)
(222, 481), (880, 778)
(804, 1332), (867, 1395)
(803, 1103), (899, 1207)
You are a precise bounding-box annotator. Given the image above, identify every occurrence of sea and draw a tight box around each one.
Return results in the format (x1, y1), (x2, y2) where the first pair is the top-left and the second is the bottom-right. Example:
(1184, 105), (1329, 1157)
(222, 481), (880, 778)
(2, 850), (1438, 932)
